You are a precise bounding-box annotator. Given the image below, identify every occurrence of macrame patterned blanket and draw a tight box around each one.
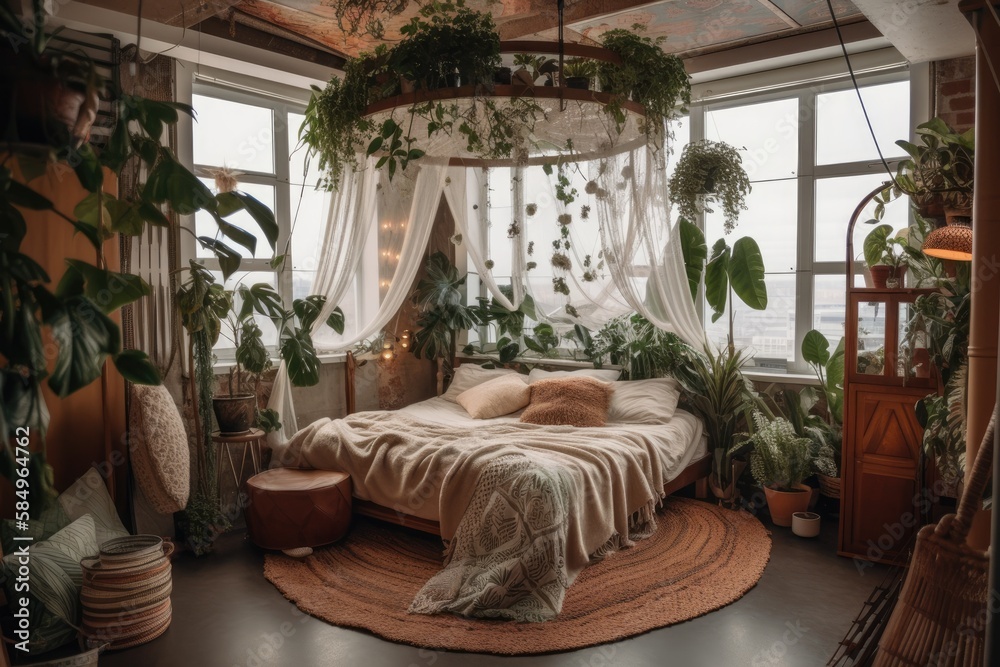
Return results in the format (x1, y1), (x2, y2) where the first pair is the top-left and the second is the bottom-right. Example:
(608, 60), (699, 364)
(274, 410), (702, 621)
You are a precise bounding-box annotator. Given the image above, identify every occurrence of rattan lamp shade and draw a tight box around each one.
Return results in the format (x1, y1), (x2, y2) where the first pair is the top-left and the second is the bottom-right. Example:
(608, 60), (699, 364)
(922, 219), (973, 261)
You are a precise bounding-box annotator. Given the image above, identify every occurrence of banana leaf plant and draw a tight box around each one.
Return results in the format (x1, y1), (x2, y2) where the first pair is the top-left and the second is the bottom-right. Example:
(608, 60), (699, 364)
(679, 218), (768, 354)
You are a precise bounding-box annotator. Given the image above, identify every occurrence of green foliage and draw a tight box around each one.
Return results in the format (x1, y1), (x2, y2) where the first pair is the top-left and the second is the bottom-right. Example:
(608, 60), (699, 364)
(673, 345), (758, 488)
(748, 412), (813, 491)
(410, 252), (477, 360)
(801, 329), (845, 425)
(597, 29), (691, 128)
(871, 118), (974, 216)
(862, 223), (908, 270)
(591, 313), (688, 380)
(561, 58), (597, 80)
(679, 218), (708, 300)
(668, 140), (751, 233)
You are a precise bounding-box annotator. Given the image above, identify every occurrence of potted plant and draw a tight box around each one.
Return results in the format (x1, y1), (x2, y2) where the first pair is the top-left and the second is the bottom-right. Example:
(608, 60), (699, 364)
(213, 282), (345, 434)
(748, 411), (814, 527)
(800, 330), (844, 499)
(410, 252), (478, 394)
(590, 313), (689, 380)
(862, 223), (908, 288)
(561, 58), (597, 90)
(872, 118), (974, 220)
(0, 0), (104, 148)
(392, 0), (501, 89)
(669, 141), (751, 234)
(673, 345), (758, 506)
(597, 28), (690, 127)
(512, 53), (558, 86)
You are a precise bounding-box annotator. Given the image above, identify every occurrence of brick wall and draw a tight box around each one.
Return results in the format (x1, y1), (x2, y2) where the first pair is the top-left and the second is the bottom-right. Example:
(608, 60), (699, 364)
(934, 56), (976, 132)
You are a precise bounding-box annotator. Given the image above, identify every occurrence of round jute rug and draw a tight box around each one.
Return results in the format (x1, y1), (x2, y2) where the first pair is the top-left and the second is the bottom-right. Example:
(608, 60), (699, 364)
(263, 497), (771, 655)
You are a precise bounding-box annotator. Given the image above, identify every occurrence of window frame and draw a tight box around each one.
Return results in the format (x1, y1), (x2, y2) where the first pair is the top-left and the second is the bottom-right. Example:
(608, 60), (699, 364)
(688, 68), (911, 373)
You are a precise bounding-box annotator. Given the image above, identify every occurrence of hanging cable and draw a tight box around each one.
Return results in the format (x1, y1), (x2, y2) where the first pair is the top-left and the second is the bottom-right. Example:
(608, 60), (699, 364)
(825, 0), (901, 190)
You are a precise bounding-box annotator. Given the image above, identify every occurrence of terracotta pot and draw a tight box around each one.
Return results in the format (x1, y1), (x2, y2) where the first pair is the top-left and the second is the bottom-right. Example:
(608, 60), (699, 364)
(868, 265), (890, 288)
(399, 77), (416, 94)
(763, 483), (812, 527)
(0, 59), (97, 148)
(212, 394), (256, 434)
(709, 459), (748, 504)
(944, 207), (972, 225)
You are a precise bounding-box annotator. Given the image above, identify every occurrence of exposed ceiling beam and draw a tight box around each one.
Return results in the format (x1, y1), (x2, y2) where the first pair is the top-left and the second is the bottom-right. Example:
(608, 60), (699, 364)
(754, 0), (802, 29)
(852, 0), (974, 62)
(194, 14), (346, 69)
(76, 0), (243, 28)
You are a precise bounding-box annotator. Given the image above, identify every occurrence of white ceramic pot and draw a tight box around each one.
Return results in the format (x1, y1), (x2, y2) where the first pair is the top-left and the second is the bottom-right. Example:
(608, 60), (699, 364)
(791, 511), (821, 538)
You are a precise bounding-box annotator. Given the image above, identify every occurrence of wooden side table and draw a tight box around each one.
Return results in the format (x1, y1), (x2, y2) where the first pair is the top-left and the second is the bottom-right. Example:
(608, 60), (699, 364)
(213, 428), (265, 505)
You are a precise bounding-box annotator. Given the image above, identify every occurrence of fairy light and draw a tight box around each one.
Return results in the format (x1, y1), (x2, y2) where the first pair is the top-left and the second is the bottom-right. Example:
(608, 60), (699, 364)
(399, 330), (411, 350)
(381, 341), (395, 361)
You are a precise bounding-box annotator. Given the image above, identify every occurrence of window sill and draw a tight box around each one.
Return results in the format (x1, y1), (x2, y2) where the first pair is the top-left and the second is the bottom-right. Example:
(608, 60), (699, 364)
(213, 351), (348, 373)
(743, 370), (820, 386)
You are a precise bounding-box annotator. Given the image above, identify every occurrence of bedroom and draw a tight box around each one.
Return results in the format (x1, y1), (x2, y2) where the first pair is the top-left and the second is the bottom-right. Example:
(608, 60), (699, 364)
(0, 0), (997, 665)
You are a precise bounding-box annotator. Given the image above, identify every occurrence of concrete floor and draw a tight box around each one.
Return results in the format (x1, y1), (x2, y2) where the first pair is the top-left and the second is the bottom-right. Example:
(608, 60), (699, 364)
(101, 504), (885, 667)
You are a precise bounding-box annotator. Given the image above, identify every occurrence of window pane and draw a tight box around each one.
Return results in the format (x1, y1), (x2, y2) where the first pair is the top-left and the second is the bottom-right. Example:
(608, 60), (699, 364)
(195, 179), (276, 260)
(814, 275), (846, 343)
(290, 184), (333, 271)
(815, 174), (910, 263)
(705, 98), (799, 181)
(705, 274), (796, 365)
(705, 178), (798, 273)
(192, 94), (275, 174)
(816, 81), (910, 166)
(210, 270), (278, 351)
(288, 112), (323, 187)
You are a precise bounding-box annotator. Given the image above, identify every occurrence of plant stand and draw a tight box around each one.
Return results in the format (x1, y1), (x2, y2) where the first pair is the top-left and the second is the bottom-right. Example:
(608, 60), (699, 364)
(213, 428), (265, 511)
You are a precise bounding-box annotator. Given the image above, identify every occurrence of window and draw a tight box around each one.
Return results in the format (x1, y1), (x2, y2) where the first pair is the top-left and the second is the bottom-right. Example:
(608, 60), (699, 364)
(191, 84), (371, 355)
(696, 76), (911, 372)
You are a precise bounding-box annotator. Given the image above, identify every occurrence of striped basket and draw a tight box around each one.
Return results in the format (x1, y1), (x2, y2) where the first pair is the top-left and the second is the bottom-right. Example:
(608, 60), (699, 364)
(80, 535), (174, 650)
(818, 473), (841, 499)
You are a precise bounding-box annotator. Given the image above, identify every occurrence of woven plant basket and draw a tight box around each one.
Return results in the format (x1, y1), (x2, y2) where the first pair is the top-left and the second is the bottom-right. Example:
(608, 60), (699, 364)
(818, 473), (841, 499)
(80, 535), (174, 651)
(873, 411), (994, 666)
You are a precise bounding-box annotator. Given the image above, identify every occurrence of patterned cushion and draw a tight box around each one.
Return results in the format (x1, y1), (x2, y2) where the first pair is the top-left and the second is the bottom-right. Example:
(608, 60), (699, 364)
(527, 367), (621, 384)
(520, 377), (613, 427)
(0, 503), (69, 556)
(456, 374), (531, 419)
(129, 383), (190, 514)
(0, 515), (99, 655)
(607, 378), (681, 424)
(58, 468), (129, 547)
(442, 365), (518, 403)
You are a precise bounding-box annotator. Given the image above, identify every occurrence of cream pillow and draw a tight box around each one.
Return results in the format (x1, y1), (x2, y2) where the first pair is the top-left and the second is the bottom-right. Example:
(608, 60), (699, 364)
(58, 468), (130, 547)
(527, 367), (621, 384)
(442, 365), (517, 403)
(607, 378), (681, 424)
(456, 374), (531, 419)
(130, 383), (191, 514)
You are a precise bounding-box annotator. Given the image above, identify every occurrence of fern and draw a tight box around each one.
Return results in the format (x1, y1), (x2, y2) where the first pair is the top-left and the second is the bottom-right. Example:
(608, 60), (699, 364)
(748, 412), (813, 491)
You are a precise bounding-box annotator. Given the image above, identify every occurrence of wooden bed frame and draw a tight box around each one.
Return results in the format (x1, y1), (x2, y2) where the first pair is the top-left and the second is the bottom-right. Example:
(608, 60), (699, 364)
(345, 352), (713, 536)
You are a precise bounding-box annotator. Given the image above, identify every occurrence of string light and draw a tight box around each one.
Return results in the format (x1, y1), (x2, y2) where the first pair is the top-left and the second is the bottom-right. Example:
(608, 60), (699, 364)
(381, 341), (395, 361)
(399, 330), (411, 350)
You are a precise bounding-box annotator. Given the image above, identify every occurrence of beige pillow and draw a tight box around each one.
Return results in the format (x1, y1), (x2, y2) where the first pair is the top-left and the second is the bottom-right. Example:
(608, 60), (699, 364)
(520, 377), (613, 427)
(58, 469), (130, 547)
(456, 374), (531, 419)
(607, 378), (681, 424)
(527, 367), (621, 384)
(442, 365), (517, 403)
(128, 383), (191, 515)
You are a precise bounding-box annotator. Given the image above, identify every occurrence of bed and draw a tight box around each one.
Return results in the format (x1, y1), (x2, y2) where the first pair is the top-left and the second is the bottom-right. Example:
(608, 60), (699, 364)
(272, 369), (709, 621)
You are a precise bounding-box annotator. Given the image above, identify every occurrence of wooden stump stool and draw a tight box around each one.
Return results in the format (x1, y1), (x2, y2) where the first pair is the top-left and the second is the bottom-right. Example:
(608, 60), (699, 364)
(245, 469), (352, 552)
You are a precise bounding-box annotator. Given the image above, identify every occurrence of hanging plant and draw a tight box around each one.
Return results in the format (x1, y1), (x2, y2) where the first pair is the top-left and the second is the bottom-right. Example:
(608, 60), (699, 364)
(668, 140), (751, 234)
(551, 252), (572, 271)
(526, 203), (537, 216)
(598, 28), (691, 128)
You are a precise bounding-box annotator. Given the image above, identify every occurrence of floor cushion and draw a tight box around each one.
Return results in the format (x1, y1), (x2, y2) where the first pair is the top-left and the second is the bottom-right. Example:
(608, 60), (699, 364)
(245, 469), (352, 551)
(129, 383), (191, 514)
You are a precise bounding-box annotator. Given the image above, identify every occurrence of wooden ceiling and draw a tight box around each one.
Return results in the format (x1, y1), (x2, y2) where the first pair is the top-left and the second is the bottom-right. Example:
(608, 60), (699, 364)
(88, 0), (867, 61)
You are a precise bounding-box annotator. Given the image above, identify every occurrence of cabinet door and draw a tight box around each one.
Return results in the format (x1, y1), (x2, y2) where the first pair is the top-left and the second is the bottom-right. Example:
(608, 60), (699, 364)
(841, 386), (926, 564)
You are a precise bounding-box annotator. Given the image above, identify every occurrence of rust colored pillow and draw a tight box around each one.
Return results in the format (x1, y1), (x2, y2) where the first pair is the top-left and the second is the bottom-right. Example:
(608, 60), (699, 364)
(520, 377), (613, 427)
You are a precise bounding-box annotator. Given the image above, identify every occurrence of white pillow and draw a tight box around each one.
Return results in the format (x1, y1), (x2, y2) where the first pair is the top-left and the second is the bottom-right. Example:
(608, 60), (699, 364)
(527, 367), (621, 384)
(442, 365), (518, 403)
(607, 378), (681, 424)
(457, 374), (531, 419)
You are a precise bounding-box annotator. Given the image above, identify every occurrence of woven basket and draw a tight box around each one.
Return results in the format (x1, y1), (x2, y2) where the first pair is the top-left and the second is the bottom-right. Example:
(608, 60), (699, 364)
(818, 473), (841, 499)
(873, 411), (994, 666)
(80, 535), (174, 650)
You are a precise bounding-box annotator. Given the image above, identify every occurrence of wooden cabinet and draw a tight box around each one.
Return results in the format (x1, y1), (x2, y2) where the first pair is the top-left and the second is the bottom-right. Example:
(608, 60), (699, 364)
(839, 288), (937, 565)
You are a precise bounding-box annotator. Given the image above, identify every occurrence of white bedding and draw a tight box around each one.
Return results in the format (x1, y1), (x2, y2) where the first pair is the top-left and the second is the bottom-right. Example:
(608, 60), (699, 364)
(396, 396), (707, 522)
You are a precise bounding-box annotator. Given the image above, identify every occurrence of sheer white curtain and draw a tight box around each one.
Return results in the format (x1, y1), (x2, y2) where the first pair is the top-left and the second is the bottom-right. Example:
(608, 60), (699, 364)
(268, 162), (450, 445)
